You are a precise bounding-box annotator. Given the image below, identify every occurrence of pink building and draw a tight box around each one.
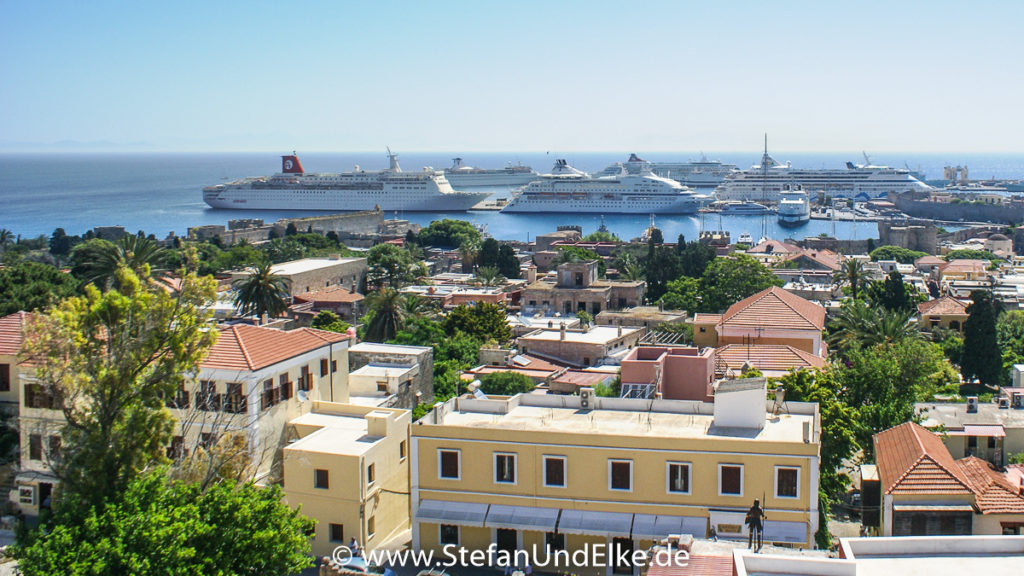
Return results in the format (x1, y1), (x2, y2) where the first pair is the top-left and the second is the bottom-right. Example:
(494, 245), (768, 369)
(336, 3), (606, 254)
(619, 346), (715, 400)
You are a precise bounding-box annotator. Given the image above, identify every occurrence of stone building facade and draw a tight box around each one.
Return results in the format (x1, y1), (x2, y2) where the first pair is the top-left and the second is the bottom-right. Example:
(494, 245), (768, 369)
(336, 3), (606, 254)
(521, 260), (645, 316)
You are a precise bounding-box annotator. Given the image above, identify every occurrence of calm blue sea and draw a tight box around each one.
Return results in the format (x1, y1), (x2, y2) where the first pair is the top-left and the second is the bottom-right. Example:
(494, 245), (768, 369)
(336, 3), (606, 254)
(2, 151), (1023, 242)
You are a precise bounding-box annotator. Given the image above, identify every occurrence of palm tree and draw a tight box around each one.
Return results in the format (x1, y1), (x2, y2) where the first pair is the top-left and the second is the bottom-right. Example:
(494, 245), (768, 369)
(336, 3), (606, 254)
(459, 239), (480, 273)
(0, 229), (13, 252)
(827, 299), (919, 354)
(402, 293), (433, 319)
(82, 234), (168, 289)
(363, 288), (406, 342)
(835, 258), (866, 300)
(474, 266), (505, 287)
(232, 262), (291, 320)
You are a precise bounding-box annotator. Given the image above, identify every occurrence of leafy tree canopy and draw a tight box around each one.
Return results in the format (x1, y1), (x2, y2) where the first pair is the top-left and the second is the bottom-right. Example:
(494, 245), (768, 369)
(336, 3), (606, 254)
(944, 249), (1002, 265)
(868, 245), (927, 264)
(443, 302), (513, 344)
(583, 230), (620, 242)
(0, 261), (80, 316)
(310, 310), (350, 333)
(478, 371), (535, 396)
(693, 254), (783, 312)
(864, 270), (925, 313)
(418, 219), (481, 248)
(367, 243), (424, 289)
(962, 290), (1002, 387)
(554, 246), (606, 276)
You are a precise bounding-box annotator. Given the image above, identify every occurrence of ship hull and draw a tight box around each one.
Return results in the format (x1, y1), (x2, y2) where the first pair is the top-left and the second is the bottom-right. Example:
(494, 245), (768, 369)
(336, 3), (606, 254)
(444, 172), (539, 188)
(203, 187), (490, 212)
(501, 196), (702, 214)
(778, 216), (810, 227)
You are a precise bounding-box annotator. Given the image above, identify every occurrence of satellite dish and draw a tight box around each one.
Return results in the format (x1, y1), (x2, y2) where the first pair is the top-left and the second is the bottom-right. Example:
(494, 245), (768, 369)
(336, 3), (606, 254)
(297, 390), (308, 403)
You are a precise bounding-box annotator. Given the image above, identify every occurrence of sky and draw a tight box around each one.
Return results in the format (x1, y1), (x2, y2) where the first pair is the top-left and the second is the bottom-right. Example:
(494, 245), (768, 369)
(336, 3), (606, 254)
(1, 0), (1023, 153)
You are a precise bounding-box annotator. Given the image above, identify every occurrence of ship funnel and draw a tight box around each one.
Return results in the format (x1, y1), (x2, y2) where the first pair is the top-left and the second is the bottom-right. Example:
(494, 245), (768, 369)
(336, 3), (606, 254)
(281, 154), (304, 174)
(386, 147), (402, 172)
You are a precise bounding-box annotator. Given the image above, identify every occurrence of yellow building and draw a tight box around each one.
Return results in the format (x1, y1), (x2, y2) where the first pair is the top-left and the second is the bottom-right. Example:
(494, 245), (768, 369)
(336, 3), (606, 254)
(411, 378), (821, 576)
(283, 402), (411, 559)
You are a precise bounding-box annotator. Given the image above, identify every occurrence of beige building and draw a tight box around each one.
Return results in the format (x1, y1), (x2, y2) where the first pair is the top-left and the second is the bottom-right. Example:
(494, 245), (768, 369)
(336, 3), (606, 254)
(521, 260), (645, 316)
(595, 306), (687, 330)
(348, 342), (434, 409)
(283, 402), (411, 558)
(517, 324), (644, 367)
(917, 392), (1024, 467)
(0, 312), (31, 411)
(231, 257), (367, 297)
(411, 378), (822, 575)
(917, 296), (969, 333)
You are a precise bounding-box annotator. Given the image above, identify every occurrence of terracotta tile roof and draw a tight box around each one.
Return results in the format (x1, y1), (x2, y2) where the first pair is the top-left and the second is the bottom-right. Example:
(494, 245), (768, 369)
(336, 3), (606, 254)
(938, 259), (989, 274)
(747, 239), (802, 255)
(957, 456), (1024, 514)
(202, 324), (349, 372)
(293, 285), (364, 305)
(719, 287), (825, 331)
(552, 370), (613, 388)
(914, 256), (945, 266)
(873, 422), (974, 495)
(781, 249), (841, 271)
(715, 344), (826, 374)
(693, 313), (722, 324)
(0, 311), (32, 357)
(918, 296), (969, 316)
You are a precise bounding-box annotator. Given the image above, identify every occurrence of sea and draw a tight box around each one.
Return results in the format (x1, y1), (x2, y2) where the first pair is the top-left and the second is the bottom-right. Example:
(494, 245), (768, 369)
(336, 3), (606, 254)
(3, 151), (1024, 243)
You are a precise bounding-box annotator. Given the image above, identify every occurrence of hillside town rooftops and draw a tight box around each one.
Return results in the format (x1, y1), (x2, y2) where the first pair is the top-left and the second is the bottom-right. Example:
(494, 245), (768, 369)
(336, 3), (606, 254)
(917, 295), (969, 316)
(720, 287), (826, 331)
(202, 324), (348, 372)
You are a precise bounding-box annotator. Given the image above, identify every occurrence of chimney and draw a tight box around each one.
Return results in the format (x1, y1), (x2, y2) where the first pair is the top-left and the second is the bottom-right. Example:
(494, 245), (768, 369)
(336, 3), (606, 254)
(527, 264), (537, 283)
(617, 325), (623, 337)
(560, 322), (566, 341)
(712, 377), (767, 431)
(366, 410), (392, 437)
(261, 312), (269, 325)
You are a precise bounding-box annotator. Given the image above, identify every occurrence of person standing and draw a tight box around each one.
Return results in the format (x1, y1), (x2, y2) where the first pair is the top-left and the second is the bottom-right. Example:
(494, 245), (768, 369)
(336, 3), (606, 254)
(745, 499), (766, 550)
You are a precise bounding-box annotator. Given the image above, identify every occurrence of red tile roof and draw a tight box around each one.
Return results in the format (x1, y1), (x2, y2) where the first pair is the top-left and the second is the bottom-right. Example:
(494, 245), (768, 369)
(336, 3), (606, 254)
(552, 370), (614, 388)
(918, 296), (969, 316)
(693, 313), (722, 324)
(202, 324), (349, 371)
(293, 285), (365, 305)
(957, 456), (1024, 514)
(0, 311), (31, 357)
(747, 239), (802, 255)
(719, 287), (825, 331)
(780, 249), (841, 271)
(715, 344), (826, 374)
(873, 422), (974, 495)
(938, 259), (988, 275)
(914, 256), (945, 266)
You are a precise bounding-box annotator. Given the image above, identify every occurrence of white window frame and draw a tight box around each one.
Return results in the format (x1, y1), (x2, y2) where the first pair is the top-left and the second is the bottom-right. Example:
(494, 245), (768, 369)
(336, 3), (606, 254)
(608, 459), (633, 492)
(438, 448), (461, 480)
(718, 463), (744, 497)
(543, 455), (567, 488)
(439, 524), (460, 546)
(493, 452), (518, 485)
(666, 461), (692, 495)
(774, 465), (801, 500)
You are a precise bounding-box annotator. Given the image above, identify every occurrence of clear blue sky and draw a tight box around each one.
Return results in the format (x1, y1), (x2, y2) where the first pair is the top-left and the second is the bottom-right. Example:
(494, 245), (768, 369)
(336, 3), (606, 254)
(2, 0), (1022, 153)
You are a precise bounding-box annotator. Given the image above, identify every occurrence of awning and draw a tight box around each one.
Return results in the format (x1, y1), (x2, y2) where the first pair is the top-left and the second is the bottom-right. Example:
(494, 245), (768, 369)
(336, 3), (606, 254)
(762, 520), (807, 544)
(964, 425), (1005, 437)
(631, 514), (708, 540)
(558, 509), (633, 537)
(415, 500), (489, 527)
(485, 505), (560, 532)
(893, 504), (975, 513)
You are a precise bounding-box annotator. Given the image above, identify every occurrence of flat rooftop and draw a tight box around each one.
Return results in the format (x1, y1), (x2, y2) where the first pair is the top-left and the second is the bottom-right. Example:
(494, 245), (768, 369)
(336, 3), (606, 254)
(269, 257), (364, 276)
(917, 401), (1024, 428)
(350, 364), (416, 379)
(423, 394), (816, 444)
(349, 342), (431, 355)
(286, 410), (381, 456)
(519, 326), (641, 344)
(838, 535), (1024, 576)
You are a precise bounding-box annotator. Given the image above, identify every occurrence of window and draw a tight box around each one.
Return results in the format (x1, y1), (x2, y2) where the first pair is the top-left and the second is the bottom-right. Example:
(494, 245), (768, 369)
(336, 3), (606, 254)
(332, 360), (338, 373)
(48, 436), (61, 459)
(968, 436), (978, 452)
(367, 463), (376, 485)
(544, 455), (566, 488)
(200, 432), (215, 449)
(719, 464), (743, 496)
(667, 462), (691, 494)
(279, 374), (293, 400)
(399, 440), (407, 460)
(166, 384), (189, 409)
(494, 453), (516, 484)
(321, 358), (329, 377)
(315, 469), (329, 489)
(0, 363), (10, 392)
(775, 466), (799, 499)
(224, 382), (246, 414)
(988, 436), (997, 450)
(298, 366), (312, 392)
(609, 459), (632, 491)
(261, 379), (275, 410)
(545, 532), (565, 551)
(197, 380), (219, 411)
(367, 516), (376, 537)
(330, 523), (344, 542)
(439, 449), (460, 479)
(29, 434), (42, 460)
(439, 524), (459, 546)
(167, 436), (185, 460)
(377, 381), (388, 393)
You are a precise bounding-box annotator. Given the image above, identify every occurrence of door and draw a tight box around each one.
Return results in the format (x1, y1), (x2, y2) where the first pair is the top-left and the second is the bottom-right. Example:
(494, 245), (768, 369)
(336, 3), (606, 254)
(612, 537), (634, 574)
(496, 528), (517, 553)
(38, 483), (53, 510)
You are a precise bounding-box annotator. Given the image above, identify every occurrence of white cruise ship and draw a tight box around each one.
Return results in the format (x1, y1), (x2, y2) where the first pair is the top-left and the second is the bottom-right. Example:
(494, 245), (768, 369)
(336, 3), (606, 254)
(594, 154), (737, 187)
(778, 186), (811, 227)
(714, 146), (933, 202)
(500, 159), (711, 214)
(203, 151), (490, 211)
(443, 157), (539, 188)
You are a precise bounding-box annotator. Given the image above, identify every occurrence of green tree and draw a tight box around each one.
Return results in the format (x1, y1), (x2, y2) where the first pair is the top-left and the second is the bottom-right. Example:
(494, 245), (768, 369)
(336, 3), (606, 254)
(0, 261), (81, 316)
(13, 468), (314, 576)
(826, 300), (919, 357)
(232, 262), (290, 319)
(997, 310), (1024, 380)
(418, 219), (481, 248)
(363, 287), (407, 342)
(367, 243), (423, 288)
(583, 230), (620, 242)
(644, 246), (681, 302)
(402, 293), (434, 319)
(865, 270), (923, 313)
(478, 238), (501, 269)
(310, 310), (350, 333)
(614, 252), (644, 281)
(834, 258), (866, 299)
(944, 249), (1001, 265)
(284, 222), (298, 236)
(962, 290), (1002, 386)
(496, 244), (521, 279)
(0, 228), (13, 251)
(443, 302), (513, 344)
(697, 254), (783, 312)
(676, 237), (716, 278)
(21, 268), (217, 507)
(659, 276), (700, 313)
(474, 266), (505, 287)
(48, 227), (77, 259)
(576, 310), (593, 326)
(72, 235), (168, 290)
(868, 245), (927, 264)
(478, 371), (536, 396)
